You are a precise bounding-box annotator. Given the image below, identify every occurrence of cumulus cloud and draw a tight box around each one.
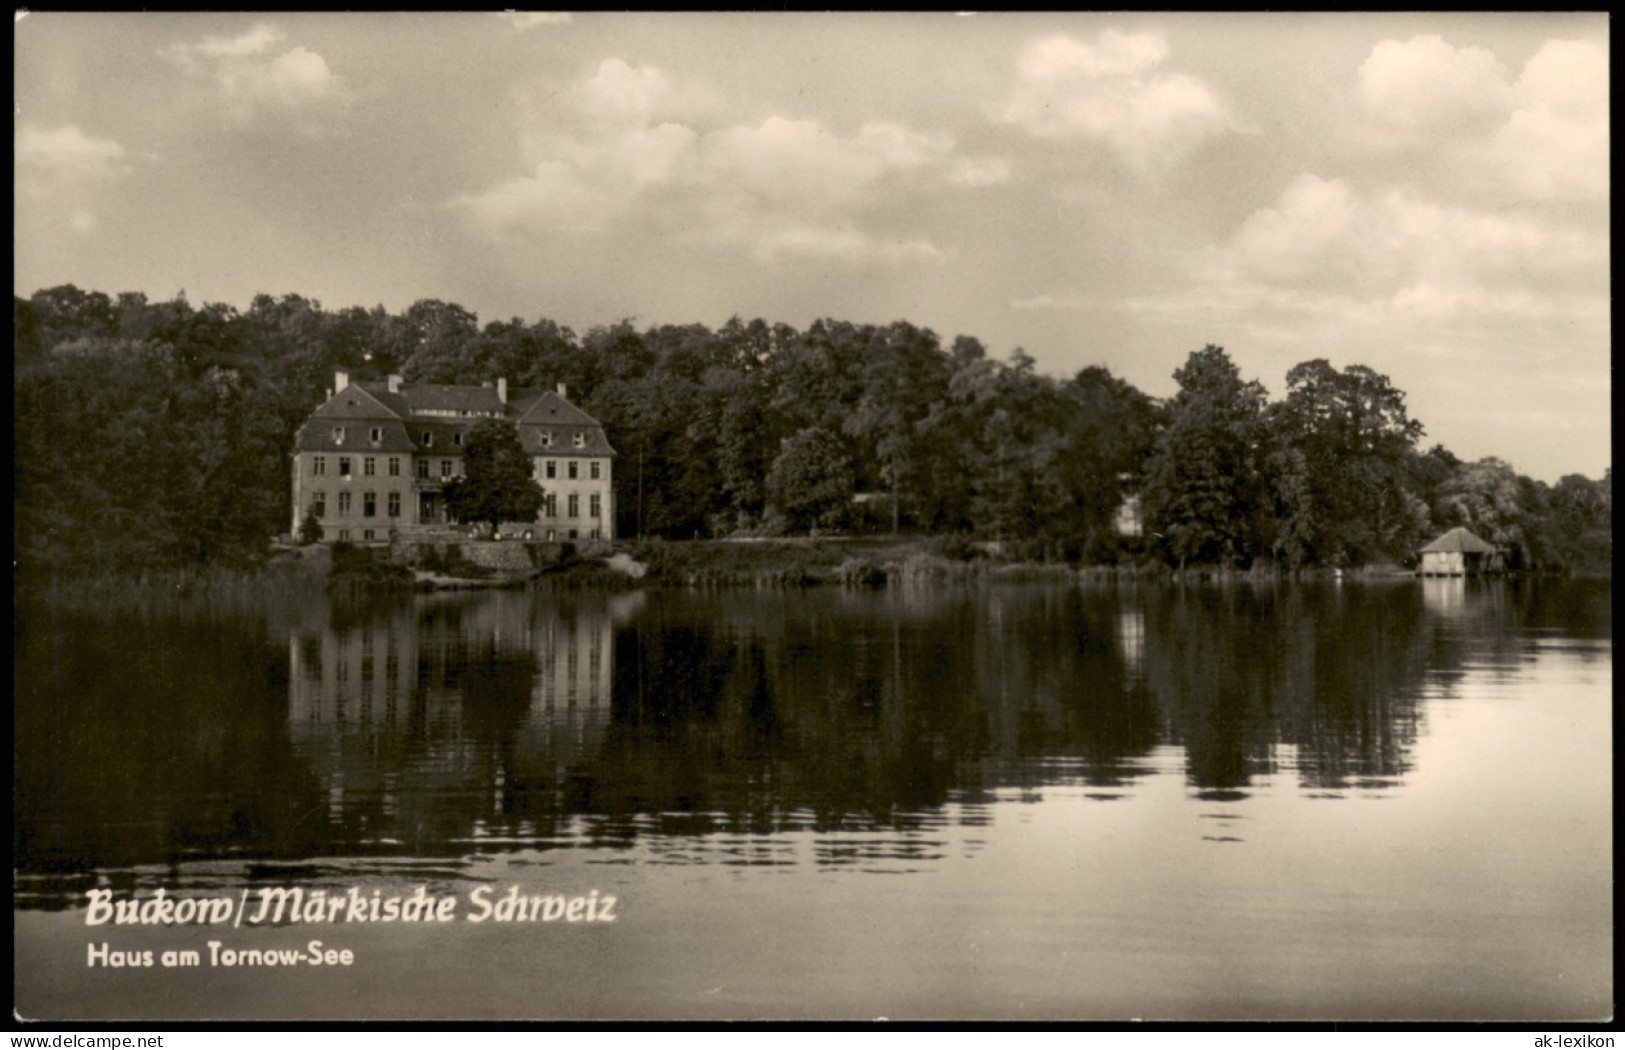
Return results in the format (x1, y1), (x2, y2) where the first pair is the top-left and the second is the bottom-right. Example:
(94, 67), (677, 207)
(455, 161), (624, 235)
(998, 30), (1239, 171)
(1134, 172), (1607, 333)
(1357, 35), (1514, 137)
(1221, 174), (1604, 301)
(1355, 35), (1606, 201)
(1011, 294), (1094, 312)
(1485, 39), (1608, 200)
(15, 123), (133, 233)
(162, 23), (347, 125)
(458, 57), (1000, 265)
(497, 12), (572, 30)
(15, 124), (130, 184)
(701, 117), (954, 212)
(948, 156), (1013, 187)
(750, 224), (947, 265)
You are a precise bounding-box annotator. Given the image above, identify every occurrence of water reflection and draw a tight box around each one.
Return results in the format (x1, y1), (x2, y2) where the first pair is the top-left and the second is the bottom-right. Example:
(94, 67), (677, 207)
(13, 578), (1611, 907)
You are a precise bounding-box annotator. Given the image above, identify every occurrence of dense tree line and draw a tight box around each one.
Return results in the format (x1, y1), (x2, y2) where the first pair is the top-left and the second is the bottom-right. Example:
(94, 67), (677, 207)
(14, 285), (1611, 576)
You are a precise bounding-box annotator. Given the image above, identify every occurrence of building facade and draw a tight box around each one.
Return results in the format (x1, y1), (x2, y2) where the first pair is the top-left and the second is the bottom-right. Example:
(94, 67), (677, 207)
(291, 371), (616, 542)
(1417, 526), (1498, 576)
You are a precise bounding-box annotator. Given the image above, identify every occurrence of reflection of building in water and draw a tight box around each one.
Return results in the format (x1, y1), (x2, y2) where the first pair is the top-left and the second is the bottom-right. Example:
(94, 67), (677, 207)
(1420, 577), (1468, 619)
(286, 593), (625, 845)
(1116, 610), (1145, 676)
(514, 594), (627, 761)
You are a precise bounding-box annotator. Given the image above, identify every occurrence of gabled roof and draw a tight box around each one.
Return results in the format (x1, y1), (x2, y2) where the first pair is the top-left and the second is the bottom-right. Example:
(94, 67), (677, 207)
(1420, 526), (1497, 554)
(295, 417), (417, 454)
(298, 378), (616, 457)
(518, 424), (616, 458)
(514, 389), (603, 428)
(409, 421), (473, 453)
(308, 384), (401, 421)
(353, 384), (411, 419)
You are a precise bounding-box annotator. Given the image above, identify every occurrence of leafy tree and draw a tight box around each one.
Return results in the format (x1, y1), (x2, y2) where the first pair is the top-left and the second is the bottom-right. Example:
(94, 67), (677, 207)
(1544, 472), (1612, 573)
(441, 420), (545, 535)
(397, 299), (481, 383)
(766, 427), (853, 533)
(298, 507), (324, 545)
(1438, 457), (1534, 567)
(1059, 365), (1161, 558)
(1141, 345), (1269, 569)
(1265, 359), (1427, 567)
(842, 321), (950, 532)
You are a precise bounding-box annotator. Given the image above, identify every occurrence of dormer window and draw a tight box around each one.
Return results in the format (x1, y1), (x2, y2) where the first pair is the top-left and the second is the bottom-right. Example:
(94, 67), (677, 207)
(573, 432), (586, 449)
(540, 432), (553, 448)
(332, 426), (346, 445)
(370, 427), (383, 444)
(453, 432), (463, 447)
(421, 431), (433, 447)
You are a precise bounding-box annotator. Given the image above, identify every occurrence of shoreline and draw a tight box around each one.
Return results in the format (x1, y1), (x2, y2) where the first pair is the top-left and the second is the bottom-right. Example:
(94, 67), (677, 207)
(22, 537), (1596, 613)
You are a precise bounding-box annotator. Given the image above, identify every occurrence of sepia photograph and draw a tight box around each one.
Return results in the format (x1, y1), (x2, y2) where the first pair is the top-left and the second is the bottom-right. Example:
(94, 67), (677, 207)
(13, 12), (1612, 1025)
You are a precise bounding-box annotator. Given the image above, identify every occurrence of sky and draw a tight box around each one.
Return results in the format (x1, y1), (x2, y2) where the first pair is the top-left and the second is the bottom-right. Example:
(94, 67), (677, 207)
(14, 12), (1610, 482)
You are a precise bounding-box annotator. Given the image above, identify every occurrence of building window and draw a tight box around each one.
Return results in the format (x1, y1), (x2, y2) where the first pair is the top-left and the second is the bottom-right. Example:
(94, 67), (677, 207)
(573, 432), (586, 449)
(569, 528), (578, 539)
(338, 457), (352, 477)
(364, 457), (376, 477)
(590, 461), (601, 480)
(568, 461), (578, 480)
(363, 529), (375, 541)
(332, 426), (346, 444)
(313, 456), (326, 476)
(567, 494), (579, 518)
(339, 529), (350, 542)
(388, 457), (400, 477)
(546, 494), (557, 517)
(546, 529), (556, 541)
(591, 528), (601, 540)
(312, 492), (326, 518)
(370, 427), (383, 444)
(541, 432), (553, 448)
(546, 460), (556, 479)
(453, 432), (463, 447)
(388, 492), (400, 518)
(421, 431), (433, 447)
(416, 459), (429, 479)
(364, 492), (376, 518)
(338, 492), (352, 515)
(590, 494), (601, 519)
(441, 460), (453, 478)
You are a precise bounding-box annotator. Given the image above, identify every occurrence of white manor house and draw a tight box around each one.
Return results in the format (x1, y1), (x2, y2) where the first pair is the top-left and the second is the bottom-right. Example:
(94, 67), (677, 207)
(291, 370), (616, 543)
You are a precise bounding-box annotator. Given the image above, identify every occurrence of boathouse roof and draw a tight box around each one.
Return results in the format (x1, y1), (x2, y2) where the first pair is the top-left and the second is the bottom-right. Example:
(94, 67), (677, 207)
(1420, 526), (1497, 554)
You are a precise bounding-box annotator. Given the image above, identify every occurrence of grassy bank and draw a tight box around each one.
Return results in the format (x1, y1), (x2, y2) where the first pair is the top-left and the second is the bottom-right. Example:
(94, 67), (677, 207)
(607, 537), (1165, 589)
(30, 538), (1539, 612)
(22, 553), (332, 620)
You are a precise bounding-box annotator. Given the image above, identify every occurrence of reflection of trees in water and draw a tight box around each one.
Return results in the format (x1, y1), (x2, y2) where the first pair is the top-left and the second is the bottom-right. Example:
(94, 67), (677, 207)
(20, 577), (1591, 898)
(1143, 584), (1433, 795)
(14, 607), (320, 895)
(286, 591), (623, 855)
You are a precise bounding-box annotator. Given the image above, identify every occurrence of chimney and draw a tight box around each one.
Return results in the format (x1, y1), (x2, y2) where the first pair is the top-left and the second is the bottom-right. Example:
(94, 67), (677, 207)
(334, 369), (349, 394)
(556, 382), (567, 399)
(387, 374), (402, 394)
(497, 377), (508, 404)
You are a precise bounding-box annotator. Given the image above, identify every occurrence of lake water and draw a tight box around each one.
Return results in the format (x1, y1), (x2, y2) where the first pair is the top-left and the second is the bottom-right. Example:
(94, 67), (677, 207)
(14, 577), (1612, 1021)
